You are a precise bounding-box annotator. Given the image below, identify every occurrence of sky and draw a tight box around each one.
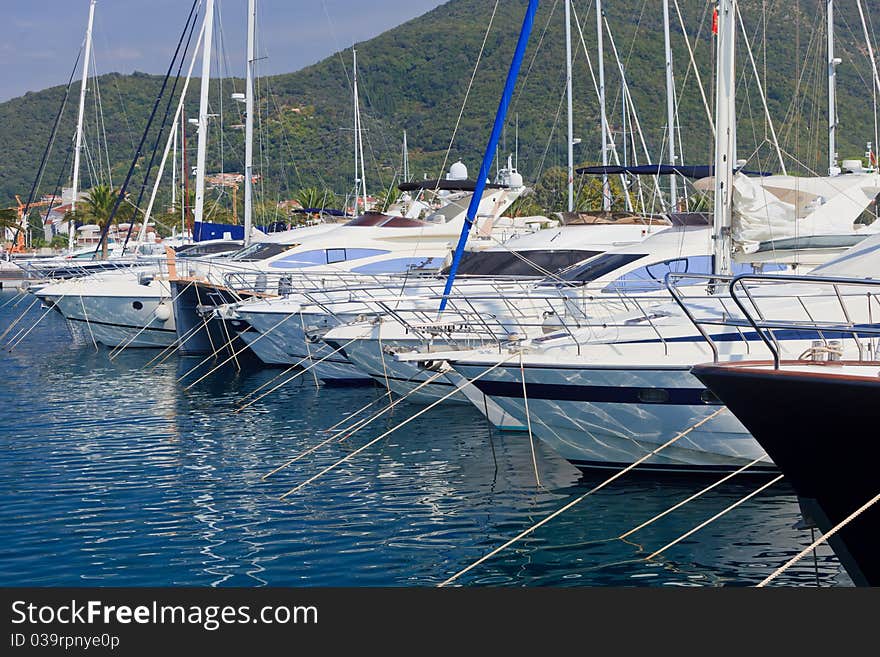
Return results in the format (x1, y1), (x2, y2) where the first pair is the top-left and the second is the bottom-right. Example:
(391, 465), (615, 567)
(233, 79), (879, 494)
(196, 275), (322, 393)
(0, 0), (445, 102)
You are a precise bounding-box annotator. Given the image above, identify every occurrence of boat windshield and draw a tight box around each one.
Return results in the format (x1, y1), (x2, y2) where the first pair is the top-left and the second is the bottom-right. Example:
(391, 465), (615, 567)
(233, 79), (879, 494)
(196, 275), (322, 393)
(555, 252), (646, 282)
(228, 242), (296, 262)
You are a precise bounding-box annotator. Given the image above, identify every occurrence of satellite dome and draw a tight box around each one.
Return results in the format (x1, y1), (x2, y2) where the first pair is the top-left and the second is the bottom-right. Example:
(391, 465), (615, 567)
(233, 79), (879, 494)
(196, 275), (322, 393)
(447, 160), (468, 181)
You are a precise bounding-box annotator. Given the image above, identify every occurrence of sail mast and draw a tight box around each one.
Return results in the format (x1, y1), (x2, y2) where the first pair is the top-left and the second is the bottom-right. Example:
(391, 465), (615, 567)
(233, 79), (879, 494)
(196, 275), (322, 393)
(193, 0), (215, 228)
(243, 0), (256, 245)
(596, 0), (610, 211)
(827, 0), (840, 175)
(713, 0), (736, 276)
(565, 0), (574, 212)
(662, 0), (678, 208)
(70, 0), (96, 252)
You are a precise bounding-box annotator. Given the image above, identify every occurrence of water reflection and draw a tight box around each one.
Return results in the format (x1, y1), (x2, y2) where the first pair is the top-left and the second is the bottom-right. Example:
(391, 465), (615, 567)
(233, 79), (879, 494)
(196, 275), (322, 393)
(0, 290), (849, 586)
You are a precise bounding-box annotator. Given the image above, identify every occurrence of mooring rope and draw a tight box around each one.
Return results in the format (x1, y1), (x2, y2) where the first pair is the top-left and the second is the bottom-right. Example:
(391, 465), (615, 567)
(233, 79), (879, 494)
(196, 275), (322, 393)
(234, 336), (361, 413)
(519, 351), (542, 489)
(109, 280), (194, 360)
(645, 474), (784, 561)
(0, 297), (39, 342)
(177, 307), (298, 384)
(757, 491), (880, 587)
(261, 369), (448, 482)
(278, 357), (511, 499)
(438, 406), (728, 586)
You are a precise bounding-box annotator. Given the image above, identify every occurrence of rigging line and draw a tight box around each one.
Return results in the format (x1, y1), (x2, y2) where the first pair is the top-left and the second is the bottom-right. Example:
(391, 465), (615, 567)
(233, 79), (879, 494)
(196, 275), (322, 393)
(437, 406), (727, 587)
(736, 4), (786, 174)
(42, 139), (75, 236)
(602, 16), (666, 211)
(234, 336), (361, 413)
(94, 10), (136, 153)
(435, 0), (500, 190)
(92, 0), (201, 259)
(856, 0), (880, 157)
(569, 2), (634, 210)
(122, 11), (200, 252)
(757, 491), (880, 587)
(511, 0), (561, 114)
(672, 0), (714, 135)
(278, 357), (510, 500)
(261, 369), (447, 482)
(92, 49), (113, 186)
(11, 48), (82, 248)
(645, 474), (784, 561)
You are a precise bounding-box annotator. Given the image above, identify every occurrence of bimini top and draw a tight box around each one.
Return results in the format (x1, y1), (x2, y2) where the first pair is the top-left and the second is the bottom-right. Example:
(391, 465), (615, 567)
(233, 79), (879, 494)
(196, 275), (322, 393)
(398, 178), (508, 192)
(576, 164), (772, 178)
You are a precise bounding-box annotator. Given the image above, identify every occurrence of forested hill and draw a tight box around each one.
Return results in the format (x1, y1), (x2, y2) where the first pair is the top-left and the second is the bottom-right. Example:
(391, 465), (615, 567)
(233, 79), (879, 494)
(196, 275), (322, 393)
(1, 0), (877, 213)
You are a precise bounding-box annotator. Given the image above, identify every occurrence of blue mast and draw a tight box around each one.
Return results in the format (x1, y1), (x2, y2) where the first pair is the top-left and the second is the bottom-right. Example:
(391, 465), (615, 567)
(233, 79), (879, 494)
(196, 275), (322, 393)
(438, 0), (539, 312)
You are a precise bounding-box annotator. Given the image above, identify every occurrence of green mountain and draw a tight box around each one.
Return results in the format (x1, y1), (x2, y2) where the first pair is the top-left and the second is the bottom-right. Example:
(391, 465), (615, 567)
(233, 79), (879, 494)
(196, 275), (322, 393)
(1, 0), (877, 219)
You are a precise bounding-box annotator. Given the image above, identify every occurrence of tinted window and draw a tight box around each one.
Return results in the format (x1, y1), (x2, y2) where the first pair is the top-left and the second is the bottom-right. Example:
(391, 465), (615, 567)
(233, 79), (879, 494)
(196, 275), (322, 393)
(557, 253), (646, 282)
(445, 250), (603, 277)
(326, 248), (346, 264)
(176, 241), (240, 256)
(229, 242), (293, 262)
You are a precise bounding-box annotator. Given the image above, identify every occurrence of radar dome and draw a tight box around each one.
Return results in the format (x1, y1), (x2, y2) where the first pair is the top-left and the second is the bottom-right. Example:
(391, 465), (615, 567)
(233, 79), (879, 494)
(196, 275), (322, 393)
(447, 160), (468, 180)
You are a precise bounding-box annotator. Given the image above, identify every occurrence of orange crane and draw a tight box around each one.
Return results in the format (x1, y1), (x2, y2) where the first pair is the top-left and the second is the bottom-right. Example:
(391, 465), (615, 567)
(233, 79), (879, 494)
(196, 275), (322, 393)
(6, 194), (59, 252)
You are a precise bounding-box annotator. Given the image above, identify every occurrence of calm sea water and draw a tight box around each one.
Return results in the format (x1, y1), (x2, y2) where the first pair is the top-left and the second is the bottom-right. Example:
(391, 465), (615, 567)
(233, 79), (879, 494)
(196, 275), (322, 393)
(0, 288), (851, 586)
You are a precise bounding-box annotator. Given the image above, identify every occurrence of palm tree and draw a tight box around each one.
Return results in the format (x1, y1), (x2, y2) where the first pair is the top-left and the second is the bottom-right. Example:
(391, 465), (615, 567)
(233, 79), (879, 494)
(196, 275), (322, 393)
(292, 187), (336, 213)
(0, 207), (19, 232)
(80, 184), (119, 259)
(373, 184), (401, 213)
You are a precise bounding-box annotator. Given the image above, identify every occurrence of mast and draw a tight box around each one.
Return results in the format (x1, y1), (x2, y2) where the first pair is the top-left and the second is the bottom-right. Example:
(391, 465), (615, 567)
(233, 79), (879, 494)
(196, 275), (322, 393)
(828, 0), (840, 175)
(402, 130), (409, 182)
(243, 0), (256, 245)
(713, 0), (736, 276)
(596, 0), (610, 211)
(662, 0), (678, 208)
(70, 0), (96, 252)
(193, 0), (215, 228)
(353, 50), (367, 212)
(182, 109), (189, 235)
(565, 0), (574, 212)
(171, 111), (177, 212)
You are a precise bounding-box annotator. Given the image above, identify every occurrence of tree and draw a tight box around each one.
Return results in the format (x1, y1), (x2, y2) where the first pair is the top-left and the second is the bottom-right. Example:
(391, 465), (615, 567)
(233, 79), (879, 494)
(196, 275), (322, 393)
(0, 207), (18, 232)
(373, 184), (401, 213)
(79, 185), (120, 259)
(292, 187), (337, 212)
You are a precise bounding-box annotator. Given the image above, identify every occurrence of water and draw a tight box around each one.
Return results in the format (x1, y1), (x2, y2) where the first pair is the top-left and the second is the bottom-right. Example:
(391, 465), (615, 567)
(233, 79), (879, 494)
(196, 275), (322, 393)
(0, 288), (851, 586)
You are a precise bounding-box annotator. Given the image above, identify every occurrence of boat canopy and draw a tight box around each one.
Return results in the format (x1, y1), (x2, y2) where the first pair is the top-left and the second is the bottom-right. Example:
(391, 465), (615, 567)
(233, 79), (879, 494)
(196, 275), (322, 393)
(398, 179), (507, 192)
(576, 164), (772, 178)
